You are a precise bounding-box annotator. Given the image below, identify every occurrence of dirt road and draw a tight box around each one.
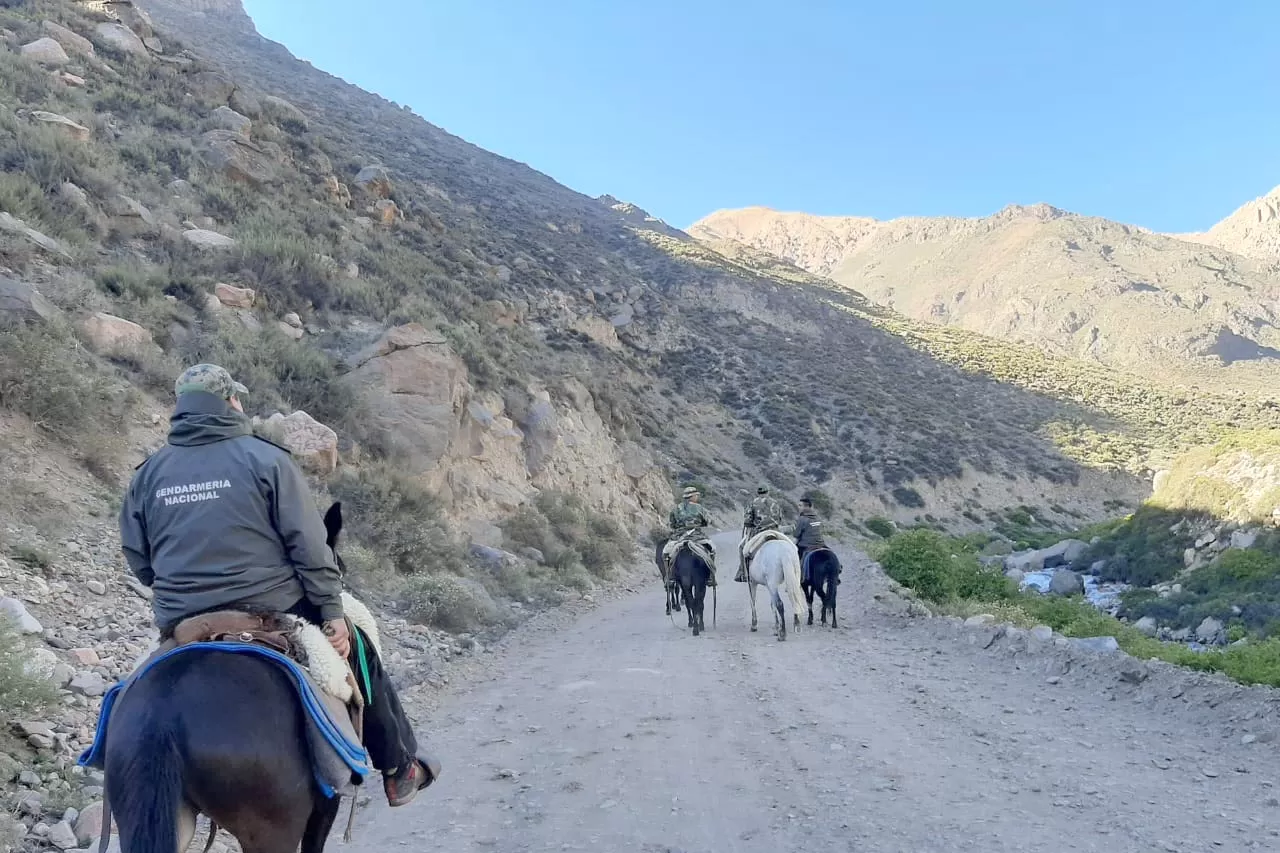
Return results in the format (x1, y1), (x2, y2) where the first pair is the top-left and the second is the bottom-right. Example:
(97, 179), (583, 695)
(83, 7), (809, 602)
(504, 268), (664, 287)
(353, 537), (1280, 853)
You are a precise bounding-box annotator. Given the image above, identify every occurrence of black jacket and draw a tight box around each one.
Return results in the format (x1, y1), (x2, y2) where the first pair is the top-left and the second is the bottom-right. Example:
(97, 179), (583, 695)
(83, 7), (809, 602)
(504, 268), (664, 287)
(794, 508), (827, 551)
(119, 392), (343, 628)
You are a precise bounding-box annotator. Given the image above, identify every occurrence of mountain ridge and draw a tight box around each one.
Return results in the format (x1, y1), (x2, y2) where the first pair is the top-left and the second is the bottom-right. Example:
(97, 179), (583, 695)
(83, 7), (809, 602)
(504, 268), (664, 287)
(690, 199), (1280, 393)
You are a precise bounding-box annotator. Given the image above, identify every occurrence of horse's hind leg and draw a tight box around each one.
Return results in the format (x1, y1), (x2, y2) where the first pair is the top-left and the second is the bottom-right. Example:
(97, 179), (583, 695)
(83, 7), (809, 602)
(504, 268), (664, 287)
(748, 582), (759, 632)
(803, 581), (815, 626)
(300, 794), (341, 853)
(773, 589), (786, 641)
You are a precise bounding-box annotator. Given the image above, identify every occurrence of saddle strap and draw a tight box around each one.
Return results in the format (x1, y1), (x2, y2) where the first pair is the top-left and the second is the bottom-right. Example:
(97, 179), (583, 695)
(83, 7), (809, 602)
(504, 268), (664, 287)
(208, 629), (293, 656)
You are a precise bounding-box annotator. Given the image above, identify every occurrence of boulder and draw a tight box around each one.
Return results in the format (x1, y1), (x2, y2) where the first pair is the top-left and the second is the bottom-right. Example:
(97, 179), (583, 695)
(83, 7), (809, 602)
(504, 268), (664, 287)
(1048, 569), (1085, 597)
(55, 71), (87, 87)
(228, 87), (263, 117)
(260, 411), (339, 473)
(1004, 550), (1045, 574)
(47, 821), (78, 850)
(1230, 529), (1258, 550)
(183, 228), (236, 249)
(610, 303), (636, 328)
(22, 647), (57, 680)
(73, 803), (104, 847)
(106, 194), (156, 227)
(200, 130), (276, 185)
(1029, 625), (1054, 642)
(1042, 539), (1088, 568)
(93, 22), (147, 57)
(0, 597), (43, 634)
(283, 312), (303, 329)
(187, 71), (236, 105)
(1195, 617), (1226, 645)
(1134, 616), (1159, 637)
(0, 277), (60, 327)
(142, 35), (163, 54)
(213, 282), (255, 309)
(354, 165), (392, 198)
(344, 324), (467, 475)
(372, 198), (402, 225)
(69, 671), (108, 697)
(260, 95), (308, 129)
(210, 105), (252, 138)
(1070, 636), (1119, 654)
(31, 111), (90, 141)
(79, 312), (156, 358)
(41, 21), (95, 58)
(323, 175), (352, 207)
(276, 320), (303, 340)
(20, 37), (70, 65)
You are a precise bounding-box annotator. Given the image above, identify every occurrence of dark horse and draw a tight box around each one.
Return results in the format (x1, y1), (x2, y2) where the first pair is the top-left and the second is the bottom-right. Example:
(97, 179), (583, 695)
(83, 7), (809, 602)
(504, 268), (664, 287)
(801, 548), (841, 628)
(654, 538), (681, 616)
(671, 543), (713, 636)
(101, 503), (354, 853)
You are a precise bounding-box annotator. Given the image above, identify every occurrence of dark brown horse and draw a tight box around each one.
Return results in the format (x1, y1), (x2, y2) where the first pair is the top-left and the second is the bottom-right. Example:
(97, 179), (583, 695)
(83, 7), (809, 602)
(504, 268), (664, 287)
(801, 547), (841, 628)
(99, 503), (359, 853)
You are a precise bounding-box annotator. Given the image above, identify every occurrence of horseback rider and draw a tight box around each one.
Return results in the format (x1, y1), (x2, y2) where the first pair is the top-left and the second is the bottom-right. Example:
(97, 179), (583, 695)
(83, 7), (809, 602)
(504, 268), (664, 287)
(794, 497), (834, 579)
(118, 364), (439, 808)
(666, 486), (716, 587)
(736, 485), (782, 582)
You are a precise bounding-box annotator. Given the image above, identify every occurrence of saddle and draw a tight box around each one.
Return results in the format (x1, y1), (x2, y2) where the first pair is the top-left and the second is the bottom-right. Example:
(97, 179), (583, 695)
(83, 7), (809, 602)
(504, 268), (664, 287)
(161, 609), (366, 735)
(741, 529), (793, 562)
(663, 537), (715, 576)
(168, 610), (298, 656)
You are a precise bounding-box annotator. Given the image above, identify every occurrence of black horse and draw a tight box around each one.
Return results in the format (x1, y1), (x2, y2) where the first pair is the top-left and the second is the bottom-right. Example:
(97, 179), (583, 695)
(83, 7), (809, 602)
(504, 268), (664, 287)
(671, 543), (713, 636)
(801, 548), (841, 628)
(100, 503), (357, 853)
(654, 538), (681, 616)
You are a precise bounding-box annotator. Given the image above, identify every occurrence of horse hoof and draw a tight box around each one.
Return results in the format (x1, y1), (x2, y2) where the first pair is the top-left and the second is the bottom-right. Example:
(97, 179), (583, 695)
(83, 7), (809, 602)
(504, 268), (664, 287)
(750, 626), (758, 633)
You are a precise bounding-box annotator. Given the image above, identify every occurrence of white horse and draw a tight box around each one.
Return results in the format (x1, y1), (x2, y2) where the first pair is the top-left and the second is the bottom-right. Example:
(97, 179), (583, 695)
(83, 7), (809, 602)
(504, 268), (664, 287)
(743, 535), (808, 641)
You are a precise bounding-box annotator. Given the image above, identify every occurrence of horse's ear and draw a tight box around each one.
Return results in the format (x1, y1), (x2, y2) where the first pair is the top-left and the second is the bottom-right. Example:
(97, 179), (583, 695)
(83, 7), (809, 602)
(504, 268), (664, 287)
(323, 501), (343, 546)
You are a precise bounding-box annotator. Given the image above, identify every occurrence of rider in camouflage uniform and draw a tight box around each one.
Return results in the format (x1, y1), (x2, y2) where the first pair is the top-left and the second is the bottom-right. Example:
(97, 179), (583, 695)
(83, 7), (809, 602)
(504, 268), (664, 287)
(736, 485), (783, 582)
(667, 486), (716, 587)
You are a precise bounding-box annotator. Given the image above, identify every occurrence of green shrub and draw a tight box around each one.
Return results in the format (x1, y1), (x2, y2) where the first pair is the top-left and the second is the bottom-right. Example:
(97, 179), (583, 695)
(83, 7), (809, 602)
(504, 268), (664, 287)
(1085, 506), (1196, 587)
(877, 529), (964, 602)
(10, 544), (53, 570)
(0, 323), (132, 443)
(1122, 549), (1280, 638)
(865, 516), (896, 539)
(0, 617), (56, 717)
(802, 488), (834, 517)
(501, 491), (632, 580)
(400, 574), (498, 633)
(329, 464), (466, 576)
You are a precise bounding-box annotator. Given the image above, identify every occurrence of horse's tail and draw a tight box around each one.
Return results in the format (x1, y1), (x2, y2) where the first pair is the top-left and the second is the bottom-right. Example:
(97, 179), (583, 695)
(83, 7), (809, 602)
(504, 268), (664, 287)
(107, 717), (183, 853)
(781, 545), (808, 625)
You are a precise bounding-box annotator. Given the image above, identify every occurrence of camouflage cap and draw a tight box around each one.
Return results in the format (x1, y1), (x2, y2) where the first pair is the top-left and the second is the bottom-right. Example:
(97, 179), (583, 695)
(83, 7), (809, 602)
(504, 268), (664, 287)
(174, 363), (248, 400)
(682, 486), (699, 499)
(757, 485), (770, 494)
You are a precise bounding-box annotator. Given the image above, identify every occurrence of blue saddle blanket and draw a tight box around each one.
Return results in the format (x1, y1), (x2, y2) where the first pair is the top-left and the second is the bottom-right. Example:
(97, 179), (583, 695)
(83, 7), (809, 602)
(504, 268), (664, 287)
(78, 642), (372, 797)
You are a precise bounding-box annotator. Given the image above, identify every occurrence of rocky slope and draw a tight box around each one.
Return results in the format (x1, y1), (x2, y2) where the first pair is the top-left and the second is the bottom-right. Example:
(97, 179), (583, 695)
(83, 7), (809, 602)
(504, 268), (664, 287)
(691, 203), (1280, 393)
(1177, 183), (1280, 264)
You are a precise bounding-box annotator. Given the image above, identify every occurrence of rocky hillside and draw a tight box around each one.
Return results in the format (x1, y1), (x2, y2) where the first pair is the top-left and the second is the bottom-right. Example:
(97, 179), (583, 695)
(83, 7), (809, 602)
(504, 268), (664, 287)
(691, 203), (1280, 393)
(1176, 183), (1280, 264)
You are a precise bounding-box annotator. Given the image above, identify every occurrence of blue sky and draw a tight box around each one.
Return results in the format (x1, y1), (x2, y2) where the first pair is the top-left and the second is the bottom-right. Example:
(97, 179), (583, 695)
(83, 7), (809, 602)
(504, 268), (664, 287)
(243, 1), (1280, 232)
